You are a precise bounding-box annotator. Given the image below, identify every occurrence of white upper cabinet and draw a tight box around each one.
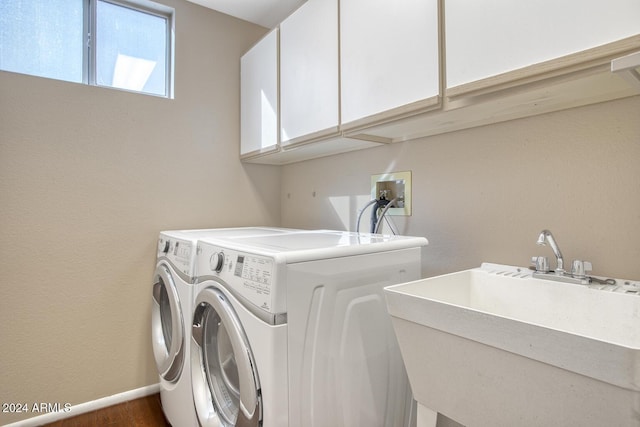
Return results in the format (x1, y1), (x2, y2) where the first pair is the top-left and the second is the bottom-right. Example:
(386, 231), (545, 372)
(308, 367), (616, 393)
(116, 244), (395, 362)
(241, 29), (278, 157)
(240, 0), (640, 163)
(340, 0), (440, 128)
(280, 0), (339, 145)
(446, 0), (640, 90)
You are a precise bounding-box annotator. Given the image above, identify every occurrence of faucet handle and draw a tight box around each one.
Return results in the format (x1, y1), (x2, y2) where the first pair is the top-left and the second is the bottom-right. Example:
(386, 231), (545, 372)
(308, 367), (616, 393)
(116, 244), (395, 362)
(571, 260), (593, 279)
(531, 256), (550, 273)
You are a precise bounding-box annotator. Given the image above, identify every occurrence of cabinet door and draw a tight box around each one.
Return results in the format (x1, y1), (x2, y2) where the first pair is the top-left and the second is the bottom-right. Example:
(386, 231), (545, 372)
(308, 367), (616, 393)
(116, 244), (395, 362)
(340, 0), (440, 126)
(280, 0), (339, 145)
(241, 29), (278, 156)
(446, 0), (640, 89)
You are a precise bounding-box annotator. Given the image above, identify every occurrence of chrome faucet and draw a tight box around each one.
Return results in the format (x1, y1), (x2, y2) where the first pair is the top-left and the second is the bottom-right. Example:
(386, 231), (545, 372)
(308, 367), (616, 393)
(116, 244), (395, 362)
(532, 229), (603, 285)
(536, 229), (565, 274)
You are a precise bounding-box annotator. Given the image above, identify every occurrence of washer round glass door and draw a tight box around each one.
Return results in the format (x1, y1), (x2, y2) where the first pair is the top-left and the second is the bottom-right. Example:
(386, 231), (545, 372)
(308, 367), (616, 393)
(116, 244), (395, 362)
(151, 264), (184, 382)
(191, 286), (261, 427)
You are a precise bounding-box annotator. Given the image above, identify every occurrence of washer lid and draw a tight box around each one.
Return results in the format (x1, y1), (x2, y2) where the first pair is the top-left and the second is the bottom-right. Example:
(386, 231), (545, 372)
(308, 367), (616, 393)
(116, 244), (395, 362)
(198, 230), (428, 264)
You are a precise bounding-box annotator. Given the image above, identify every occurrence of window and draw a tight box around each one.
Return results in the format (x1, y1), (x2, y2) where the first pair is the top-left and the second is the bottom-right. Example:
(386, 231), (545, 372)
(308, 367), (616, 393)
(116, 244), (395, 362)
(0, 0), (174, 98)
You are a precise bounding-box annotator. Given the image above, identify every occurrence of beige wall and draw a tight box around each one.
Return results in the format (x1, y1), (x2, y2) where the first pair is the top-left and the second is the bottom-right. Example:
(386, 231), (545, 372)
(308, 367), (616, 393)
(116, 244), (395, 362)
(282, 96), (640, 280)
(1, 0), (639, 423)
(0, 1), (275, 424)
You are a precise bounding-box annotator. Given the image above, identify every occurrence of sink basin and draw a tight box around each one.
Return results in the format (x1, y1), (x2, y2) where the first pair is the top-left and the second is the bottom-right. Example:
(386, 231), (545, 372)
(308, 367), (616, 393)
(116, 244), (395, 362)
(384, 263), (640, 427)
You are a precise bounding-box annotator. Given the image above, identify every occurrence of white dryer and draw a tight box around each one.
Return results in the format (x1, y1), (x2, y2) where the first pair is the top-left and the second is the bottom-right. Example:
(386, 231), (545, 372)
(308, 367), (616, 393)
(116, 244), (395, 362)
(151, 227), (296, 427)
(191, 230), (428, 427)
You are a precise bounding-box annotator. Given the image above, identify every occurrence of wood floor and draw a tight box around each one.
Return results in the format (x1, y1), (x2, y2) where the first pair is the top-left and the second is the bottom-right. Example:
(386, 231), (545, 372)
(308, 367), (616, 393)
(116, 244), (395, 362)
(42, 394), (170, 427)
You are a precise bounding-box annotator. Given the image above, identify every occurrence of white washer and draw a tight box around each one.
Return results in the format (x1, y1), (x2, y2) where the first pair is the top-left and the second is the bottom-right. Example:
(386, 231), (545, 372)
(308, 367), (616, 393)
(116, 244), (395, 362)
(191, 230), (428, 427)
(151, 227), (297, 427)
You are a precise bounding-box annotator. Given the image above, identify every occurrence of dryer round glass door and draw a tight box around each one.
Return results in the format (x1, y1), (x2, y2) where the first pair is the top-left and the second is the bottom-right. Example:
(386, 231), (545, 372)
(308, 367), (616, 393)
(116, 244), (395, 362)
(191, 286), (261, 427)
(151, 264), (185, 382)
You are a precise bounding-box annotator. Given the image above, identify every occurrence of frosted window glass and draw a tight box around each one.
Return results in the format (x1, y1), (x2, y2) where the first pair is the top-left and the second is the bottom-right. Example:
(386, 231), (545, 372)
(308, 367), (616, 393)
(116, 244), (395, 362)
(0, 0), (84, 83)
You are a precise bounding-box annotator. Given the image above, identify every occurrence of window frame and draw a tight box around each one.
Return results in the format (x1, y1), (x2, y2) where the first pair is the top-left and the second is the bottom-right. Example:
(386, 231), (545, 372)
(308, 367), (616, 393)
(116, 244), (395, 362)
(88, 0), (175, 98)
(1, 0), (175, 98)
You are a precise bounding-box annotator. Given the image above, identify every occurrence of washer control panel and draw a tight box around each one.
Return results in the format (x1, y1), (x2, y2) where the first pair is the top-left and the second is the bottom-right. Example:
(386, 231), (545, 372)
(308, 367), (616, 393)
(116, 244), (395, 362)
(197, 243), (278, 313)
(233, 254), (273, 286)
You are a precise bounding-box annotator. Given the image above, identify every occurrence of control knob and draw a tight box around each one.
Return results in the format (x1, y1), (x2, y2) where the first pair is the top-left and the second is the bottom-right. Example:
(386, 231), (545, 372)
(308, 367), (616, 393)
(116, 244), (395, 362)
(531, 256), (549, 273)
(571, 260), (592, 279)
(210, 252), (224, 273)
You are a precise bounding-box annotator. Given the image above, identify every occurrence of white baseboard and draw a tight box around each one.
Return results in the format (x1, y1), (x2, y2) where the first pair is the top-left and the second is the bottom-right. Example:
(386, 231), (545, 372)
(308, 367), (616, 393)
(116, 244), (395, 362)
(3, 384), (160, 427)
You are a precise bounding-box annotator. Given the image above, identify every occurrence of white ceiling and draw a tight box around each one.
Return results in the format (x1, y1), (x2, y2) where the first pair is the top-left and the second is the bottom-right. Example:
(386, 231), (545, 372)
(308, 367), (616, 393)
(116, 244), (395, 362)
(186, 0), (306, 28)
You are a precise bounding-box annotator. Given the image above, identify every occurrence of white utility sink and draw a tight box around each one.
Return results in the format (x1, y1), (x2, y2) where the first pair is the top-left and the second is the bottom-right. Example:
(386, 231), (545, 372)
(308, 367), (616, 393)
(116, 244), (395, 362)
(385, 263), (640, 427)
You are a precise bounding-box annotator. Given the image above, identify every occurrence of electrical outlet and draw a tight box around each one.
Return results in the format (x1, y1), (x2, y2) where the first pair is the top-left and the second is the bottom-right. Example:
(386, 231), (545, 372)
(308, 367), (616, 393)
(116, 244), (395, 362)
(371, 170), (412, 216)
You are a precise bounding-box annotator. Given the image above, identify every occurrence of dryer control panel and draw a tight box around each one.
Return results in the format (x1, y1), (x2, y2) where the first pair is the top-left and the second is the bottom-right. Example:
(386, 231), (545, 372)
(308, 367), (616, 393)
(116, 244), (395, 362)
(158, 236), (196, 277)
(197, 243), (279, 314)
